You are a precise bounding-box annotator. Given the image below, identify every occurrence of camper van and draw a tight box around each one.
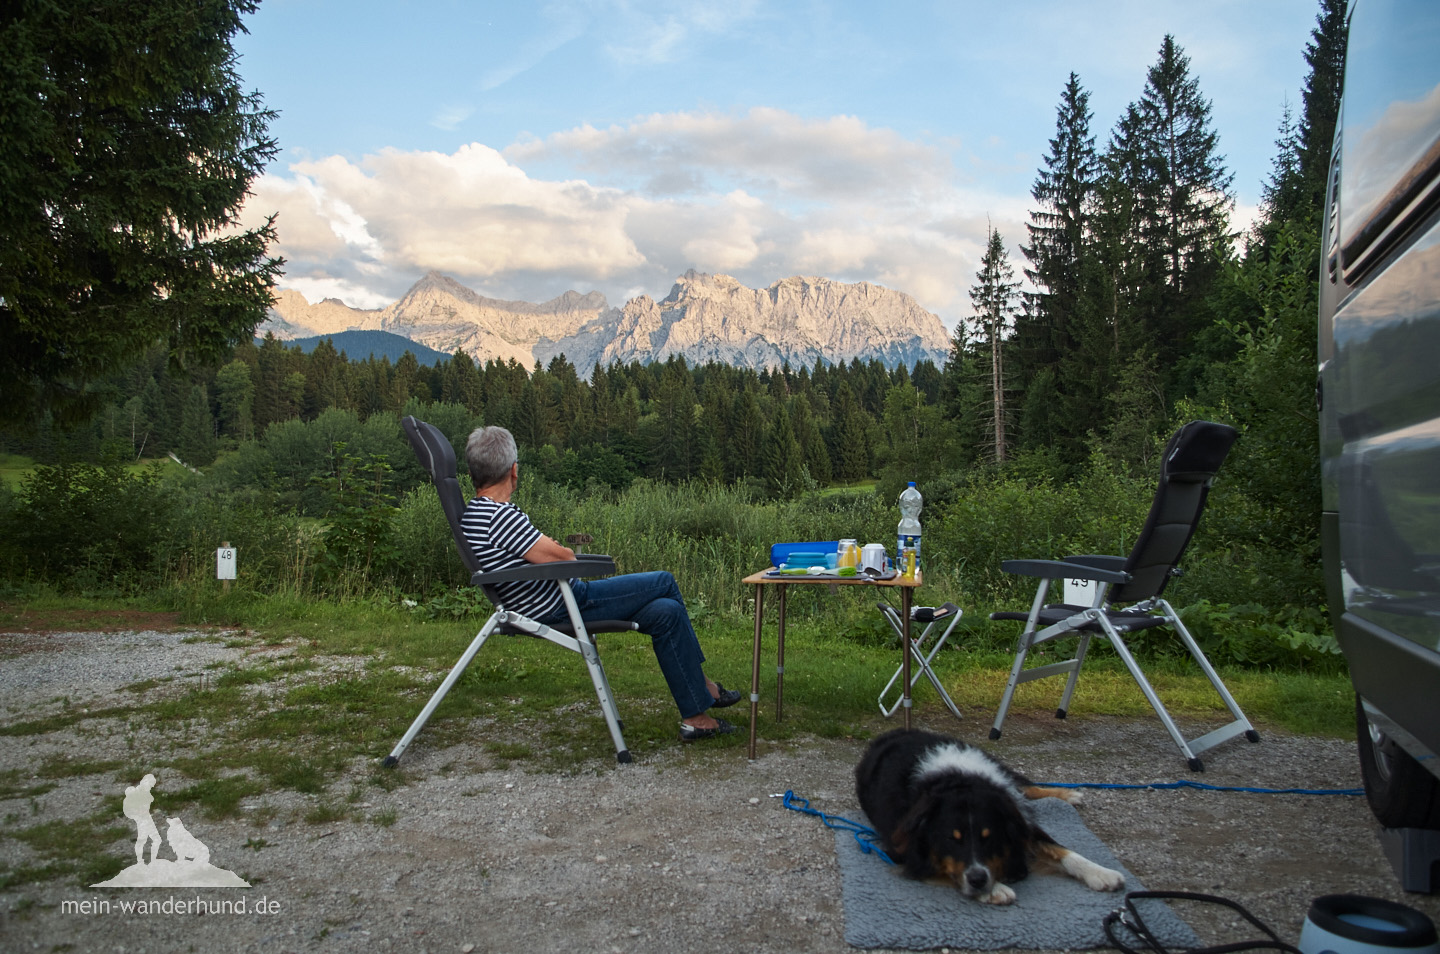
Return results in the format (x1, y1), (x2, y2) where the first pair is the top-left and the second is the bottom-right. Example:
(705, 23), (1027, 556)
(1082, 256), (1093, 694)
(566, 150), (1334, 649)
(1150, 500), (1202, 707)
(1318, 0), (1440, 836)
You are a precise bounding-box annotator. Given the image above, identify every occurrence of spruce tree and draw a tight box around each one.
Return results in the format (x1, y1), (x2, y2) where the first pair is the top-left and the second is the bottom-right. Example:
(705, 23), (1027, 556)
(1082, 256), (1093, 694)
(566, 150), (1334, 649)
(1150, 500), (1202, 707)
(1, 0), (282, 427)
(1259, 0), (1347, 238)
(829, 384), (871, 482)
(728, 388), (766, 479)
(215, 360), (254, 442)
(1297, 0), (1347, 218)
(1096, 35), (1234, 392)
(761, 404), (806, 498)
(177, 384), (218, 467)
(968, 227), (1020, 464)
(650, 360), (697, 481)
(1020, 73), (1098, 383)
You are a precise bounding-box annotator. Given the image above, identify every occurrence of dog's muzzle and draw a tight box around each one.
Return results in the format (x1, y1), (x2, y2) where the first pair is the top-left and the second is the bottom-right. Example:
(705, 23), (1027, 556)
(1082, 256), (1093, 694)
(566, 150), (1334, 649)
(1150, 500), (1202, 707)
(962, 863), (993, 895)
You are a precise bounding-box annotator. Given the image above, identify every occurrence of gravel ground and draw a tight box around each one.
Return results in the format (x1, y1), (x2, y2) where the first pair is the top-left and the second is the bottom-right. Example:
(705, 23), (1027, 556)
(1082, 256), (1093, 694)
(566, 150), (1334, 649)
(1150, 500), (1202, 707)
(2, 627), (1438, 954)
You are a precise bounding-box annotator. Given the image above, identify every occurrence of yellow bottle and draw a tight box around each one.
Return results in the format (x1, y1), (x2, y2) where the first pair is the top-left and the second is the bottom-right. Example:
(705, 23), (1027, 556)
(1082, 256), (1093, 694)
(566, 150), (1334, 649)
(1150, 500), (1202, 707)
(900, 546), (916, 580)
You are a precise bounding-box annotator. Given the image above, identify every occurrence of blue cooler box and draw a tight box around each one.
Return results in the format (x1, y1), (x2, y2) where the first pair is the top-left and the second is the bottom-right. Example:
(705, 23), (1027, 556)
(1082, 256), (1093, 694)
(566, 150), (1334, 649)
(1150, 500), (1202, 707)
(770, 541), (839, 569)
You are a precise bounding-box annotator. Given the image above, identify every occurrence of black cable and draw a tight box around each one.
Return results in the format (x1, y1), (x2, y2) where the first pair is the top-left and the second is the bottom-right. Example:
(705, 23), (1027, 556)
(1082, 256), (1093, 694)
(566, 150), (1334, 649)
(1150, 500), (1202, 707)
(1104, 891), (1304, 954)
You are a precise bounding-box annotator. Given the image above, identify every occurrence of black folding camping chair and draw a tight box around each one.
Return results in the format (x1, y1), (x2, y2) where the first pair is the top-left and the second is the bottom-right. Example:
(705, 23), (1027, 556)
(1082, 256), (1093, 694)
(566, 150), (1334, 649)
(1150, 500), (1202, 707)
(987, 420), (1258, 771)
(383, 416), (639, 767)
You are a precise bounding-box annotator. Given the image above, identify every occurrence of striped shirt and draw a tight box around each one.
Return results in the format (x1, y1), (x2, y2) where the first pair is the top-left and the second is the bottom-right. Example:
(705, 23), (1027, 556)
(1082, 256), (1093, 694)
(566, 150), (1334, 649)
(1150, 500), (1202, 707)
(458, 496), (565, 620)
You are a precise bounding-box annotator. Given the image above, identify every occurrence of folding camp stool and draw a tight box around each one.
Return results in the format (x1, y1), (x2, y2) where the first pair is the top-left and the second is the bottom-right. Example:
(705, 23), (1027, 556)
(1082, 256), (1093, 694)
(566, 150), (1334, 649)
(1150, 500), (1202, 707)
(876, 601), (964, 719)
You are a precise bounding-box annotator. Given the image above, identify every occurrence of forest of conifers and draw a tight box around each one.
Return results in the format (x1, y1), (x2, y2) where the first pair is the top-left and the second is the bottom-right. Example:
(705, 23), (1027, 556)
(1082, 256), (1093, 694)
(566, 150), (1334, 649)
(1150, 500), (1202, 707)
(0, 3), (1345, 667)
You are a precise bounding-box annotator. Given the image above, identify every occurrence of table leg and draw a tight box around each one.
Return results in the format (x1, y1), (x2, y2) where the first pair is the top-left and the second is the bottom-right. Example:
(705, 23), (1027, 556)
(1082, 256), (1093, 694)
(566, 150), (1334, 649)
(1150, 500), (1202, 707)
(902, 585), (913, 730)
(775, 585), (787, 722)
(748, 583), (764, 760)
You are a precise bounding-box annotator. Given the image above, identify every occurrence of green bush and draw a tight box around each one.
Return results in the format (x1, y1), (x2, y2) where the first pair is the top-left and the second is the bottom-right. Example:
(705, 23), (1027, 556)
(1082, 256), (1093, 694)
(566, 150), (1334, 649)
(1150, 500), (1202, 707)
(0, 460), (175, 590)
(0, 431), (1338, 670)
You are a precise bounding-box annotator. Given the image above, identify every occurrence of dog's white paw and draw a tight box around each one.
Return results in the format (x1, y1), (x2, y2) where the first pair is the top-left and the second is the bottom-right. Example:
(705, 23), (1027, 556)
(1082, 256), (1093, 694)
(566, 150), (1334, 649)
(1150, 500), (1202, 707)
(1059, 789), (1085, 806)
(978, 882), (1017, 905)
(1063, 852), (1125, 892)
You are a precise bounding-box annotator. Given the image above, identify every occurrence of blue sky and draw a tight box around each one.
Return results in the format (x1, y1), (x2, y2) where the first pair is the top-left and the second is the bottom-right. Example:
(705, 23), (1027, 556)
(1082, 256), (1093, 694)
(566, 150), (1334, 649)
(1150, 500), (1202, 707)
(234, 0), (1321, 331)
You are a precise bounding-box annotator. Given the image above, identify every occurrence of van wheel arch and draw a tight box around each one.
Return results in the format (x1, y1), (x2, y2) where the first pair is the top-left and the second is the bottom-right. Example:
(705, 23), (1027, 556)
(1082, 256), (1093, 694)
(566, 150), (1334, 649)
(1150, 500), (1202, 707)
(1355, 694), (1440, 830)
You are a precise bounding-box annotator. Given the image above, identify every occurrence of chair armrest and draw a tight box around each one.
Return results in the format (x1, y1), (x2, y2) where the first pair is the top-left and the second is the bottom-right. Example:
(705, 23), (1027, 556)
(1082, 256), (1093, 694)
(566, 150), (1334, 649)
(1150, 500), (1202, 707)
(999, 559), (1130, 584)
(1061, 554), (1127, 572)
(472, 555), (618, 586)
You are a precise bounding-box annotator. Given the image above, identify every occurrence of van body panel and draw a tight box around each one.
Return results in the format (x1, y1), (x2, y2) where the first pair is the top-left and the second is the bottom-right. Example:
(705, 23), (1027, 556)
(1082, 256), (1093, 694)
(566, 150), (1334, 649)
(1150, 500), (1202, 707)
(1321, 0), (1440, 792)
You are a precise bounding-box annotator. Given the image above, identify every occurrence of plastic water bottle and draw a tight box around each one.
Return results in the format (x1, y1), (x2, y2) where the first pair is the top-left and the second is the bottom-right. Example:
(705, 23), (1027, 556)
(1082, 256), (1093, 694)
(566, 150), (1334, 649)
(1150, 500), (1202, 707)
(897, 482), (922, 575)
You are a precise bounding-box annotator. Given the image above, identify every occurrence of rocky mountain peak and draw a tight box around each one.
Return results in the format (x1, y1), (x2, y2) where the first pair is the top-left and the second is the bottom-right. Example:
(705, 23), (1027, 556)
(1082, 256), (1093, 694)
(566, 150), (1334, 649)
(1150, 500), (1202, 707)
(262, 271), (949, 372)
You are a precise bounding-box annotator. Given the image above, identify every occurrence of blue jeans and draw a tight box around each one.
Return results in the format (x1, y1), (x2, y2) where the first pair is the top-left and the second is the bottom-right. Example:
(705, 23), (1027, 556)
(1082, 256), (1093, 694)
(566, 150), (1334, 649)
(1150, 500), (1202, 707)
(538, 571), (713, 719)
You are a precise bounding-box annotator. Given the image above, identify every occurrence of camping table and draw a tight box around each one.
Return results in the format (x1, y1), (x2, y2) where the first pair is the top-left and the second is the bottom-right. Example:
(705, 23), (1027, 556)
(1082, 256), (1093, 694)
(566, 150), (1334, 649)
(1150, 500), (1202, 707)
(741, 568), (923, 759)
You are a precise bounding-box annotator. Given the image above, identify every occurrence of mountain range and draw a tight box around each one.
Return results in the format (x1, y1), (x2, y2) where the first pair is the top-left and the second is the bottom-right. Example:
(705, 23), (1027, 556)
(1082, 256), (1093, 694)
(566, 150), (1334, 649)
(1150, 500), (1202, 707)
(259, 270), (953, 371)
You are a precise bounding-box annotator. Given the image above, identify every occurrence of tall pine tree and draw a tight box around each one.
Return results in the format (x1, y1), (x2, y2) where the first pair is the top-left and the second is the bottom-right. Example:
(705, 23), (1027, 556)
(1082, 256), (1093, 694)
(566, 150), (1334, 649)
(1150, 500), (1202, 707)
(968, 227), (1020, 464)
(1020, 73), (1098, 379)
(1097, 35), (1234, 397)
(1019, 73), (1101, 457)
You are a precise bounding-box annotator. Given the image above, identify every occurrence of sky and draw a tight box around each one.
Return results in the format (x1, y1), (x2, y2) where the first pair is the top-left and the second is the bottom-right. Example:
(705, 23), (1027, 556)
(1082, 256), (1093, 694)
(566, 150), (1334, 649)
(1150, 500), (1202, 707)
(232, 0), (1323, 333)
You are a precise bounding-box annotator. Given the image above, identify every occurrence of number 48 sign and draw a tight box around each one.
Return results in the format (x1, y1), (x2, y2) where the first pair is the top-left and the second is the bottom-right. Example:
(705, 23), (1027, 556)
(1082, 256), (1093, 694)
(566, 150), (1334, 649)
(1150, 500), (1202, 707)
(216, 545), (237, 581)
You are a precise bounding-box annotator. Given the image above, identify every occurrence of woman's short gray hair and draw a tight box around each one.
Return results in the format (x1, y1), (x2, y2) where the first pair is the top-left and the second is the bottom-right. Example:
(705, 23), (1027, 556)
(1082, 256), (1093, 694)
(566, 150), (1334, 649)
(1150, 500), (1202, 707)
(465, 426), (518, 488)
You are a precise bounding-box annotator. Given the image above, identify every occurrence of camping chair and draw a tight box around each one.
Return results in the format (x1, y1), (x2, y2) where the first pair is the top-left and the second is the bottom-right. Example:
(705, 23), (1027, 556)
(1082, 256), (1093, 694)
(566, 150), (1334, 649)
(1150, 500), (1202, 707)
(987, 420), (1258, 771)
(876, 601), (964, 719)
(383, 416), (639, 767)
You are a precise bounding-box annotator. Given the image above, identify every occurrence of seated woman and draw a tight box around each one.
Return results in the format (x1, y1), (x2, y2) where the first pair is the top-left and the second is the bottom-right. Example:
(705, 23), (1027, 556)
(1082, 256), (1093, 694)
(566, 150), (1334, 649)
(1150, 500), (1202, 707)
(459, 425), (741, 741)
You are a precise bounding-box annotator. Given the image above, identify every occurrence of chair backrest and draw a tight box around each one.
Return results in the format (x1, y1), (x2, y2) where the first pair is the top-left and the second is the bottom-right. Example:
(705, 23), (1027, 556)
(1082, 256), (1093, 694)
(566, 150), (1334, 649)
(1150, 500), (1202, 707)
(1110, 420), (1237, 603)
(401, 416), (481, 576)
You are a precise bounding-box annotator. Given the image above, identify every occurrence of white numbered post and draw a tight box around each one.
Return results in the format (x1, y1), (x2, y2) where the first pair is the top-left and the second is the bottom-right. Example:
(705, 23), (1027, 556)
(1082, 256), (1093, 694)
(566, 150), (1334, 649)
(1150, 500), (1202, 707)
(1063, 575), (1095, 606)
(216, 542), (237, 591)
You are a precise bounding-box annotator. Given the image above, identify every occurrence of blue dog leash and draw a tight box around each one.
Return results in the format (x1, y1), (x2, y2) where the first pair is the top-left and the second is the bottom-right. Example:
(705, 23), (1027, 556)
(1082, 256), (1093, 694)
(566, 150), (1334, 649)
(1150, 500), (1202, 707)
(1036, 780), (1364, 796)
(777, 790), (896, 865)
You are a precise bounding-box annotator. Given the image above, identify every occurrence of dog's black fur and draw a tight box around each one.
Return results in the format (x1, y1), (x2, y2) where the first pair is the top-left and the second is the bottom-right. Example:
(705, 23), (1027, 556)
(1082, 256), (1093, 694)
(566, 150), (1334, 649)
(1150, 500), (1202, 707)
(855, 728), (1124, 905)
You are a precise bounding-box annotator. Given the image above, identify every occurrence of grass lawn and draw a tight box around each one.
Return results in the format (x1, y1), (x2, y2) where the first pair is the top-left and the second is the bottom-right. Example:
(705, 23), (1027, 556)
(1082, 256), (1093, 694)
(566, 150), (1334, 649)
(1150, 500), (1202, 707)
(3, 590), (1356, 778)
(0, 454), (184, 492)
(0, 453), (33, 491)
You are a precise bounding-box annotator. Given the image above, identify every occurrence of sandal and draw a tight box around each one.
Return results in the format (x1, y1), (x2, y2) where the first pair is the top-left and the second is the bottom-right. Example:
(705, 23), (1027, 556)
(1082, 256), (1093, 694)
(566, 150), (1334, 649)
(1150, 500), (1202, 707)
(710, 683), (743, 708)
(679, 718), (736, 741)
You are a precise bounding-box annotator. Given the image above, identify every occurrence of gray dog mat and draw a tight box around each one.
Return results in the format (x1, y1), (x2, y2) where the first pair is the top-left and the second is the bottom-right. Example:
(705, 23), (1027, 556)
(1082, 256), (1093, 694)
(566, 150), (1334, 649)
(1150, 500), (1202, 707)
(836, 797), (1200, 950)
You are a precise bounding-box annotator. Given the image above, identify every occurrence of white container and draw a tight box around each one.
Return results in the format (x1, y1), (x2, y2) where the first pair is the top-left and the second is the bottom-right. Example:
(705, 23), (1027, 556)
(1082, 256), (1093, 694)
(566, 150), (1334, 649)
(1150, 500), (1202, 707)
(1299, 895), (1437, 954)
(860, 543), (887, 572)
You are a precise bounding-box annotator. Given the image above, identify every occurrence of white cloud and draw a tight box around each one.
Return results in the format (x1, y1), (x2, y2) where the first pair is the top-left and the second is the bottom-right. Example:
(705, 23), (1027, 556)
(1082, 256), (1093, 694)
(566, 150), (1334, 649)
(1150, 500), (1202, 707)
(430, 105), (476, 131)
(507, 107), (952, 201)
(597, 0), (761, 65)
(241, 108), (1096, 332)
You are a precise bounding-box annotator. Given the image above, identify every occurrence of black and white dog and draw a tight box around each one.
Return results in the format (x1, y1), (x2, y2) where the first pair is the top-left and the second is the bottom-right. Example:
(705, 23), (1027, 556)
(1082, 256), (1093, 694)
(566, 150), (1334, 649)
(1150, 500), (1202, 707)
(855, 728), (1125, 905)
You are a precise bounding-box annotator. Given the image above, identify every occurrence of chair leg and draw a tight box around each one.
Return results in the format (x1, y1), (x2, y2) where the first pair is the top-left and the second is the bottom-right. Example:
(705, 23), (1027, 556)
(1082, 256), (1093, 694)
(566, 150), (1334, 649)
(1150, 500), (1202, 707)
(1098, 608), (1257, 770)
(877, 617), (963, 720)
(876, 606), (911, 718)
(1055, 632), (1093, 720)
(1095, 619), (1206, 770)
(990, 580), (1053, 740)
(915, 637), (963, 719)
(558, 583), (631, 764)
(877, 606), (964, 720)
(383, 615), (500, 767)
(1162, 600), (1255, 732)
(989, 628), (1035, 740)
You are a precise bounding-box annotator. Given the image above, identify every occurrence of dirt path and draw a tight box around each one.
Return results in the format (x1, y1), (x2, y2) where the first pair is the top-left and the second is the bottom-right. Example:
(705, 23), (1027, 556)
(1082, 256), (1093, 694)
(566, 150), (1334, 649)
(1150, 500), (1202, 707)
(2, 627), (1437, 953)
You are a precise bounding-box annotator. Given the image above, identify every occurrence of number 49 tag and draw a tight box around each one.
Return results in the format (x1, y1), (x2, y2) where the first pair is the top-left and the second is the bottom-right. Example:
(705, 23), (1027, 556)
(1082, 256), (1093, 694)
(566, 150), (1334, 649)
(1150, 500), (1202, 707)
(1063, 576), (1095, 606)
